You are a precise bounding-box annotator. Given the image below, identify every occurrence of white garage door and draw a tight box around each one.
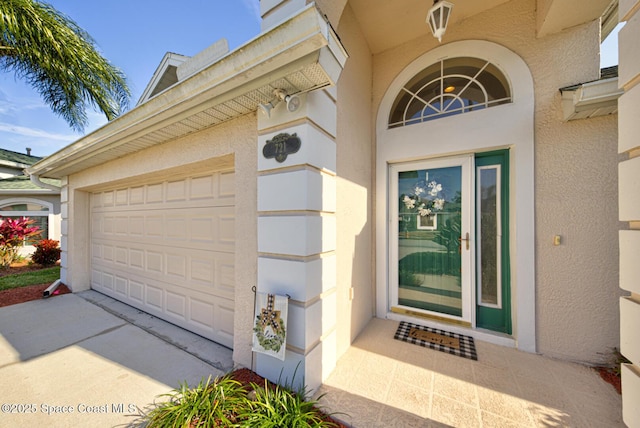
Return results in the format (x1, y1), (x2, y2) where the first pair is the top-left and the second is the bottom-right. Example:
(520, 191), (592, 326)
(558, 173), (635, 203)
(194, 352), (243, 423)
(90, 170), (235, 348)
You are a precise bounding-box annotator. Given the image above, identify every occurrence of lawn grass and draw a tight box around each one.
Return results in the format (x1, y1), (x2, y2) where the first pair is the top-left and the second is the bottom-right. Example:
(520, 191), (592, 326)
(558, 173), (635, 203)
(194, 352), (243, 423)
(0, 267), (60, 291)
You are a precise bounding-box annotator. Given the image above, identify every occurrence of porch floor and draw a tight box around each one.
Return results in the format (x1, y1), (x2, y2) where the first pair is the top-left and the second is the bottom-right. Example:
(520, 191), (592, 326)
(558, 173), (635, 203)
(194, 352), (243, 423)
(316, 318), (623, 427)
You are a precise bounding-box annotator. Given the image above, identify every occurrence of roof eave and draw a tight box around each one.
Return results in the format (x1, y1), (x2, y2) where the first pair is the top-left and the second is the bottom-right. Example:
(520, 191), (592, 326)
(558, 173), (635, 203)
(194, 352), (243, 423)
(560, 77), (623, 121)
(28, 4), (347, 179)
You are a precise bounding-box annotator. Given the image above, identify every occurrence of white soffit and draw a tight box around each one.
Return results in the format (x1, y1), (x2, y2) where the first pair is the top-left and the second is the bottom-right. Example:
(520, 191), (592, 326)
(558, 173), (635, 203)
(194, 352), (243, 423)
(28, 4), (347, 179)
(560, 77), (623, 121)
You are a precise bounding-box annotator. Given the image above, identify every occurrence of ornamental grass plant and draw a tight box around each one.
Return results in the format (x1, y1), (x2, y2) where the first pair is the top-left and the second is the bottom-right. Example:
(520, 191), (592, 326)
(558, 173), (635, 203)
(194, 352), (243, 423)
(236, 380), (335, 428)
(139, 371), (340, 428)
(142, 375), (247, 427)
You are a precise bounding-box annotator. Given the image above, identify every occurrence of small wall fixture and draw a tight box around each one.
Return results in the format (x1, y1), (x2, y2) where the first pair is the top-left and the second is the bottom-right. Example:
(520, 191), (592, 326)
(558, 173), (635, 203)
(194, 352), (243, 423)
(274, 89), (302, 113)
(258, 89), (303, 117)
(427, 0), (454, 43)
(258, 100), (278, 117)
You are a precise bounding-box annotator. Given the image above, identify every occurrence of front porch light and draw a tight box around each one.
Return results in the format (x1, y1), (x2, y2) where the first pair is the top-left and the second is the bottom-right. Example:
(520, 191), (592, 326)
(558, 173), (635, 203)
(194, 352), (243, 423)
(426, 0), (454, 43)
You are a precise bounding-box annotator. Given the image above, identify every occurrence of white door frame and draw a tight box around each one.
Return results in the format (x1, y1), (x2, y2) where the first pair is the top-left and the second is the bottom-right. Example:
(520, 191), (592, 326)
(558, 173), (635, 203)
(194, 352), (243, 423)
(389, 155), (475, 324)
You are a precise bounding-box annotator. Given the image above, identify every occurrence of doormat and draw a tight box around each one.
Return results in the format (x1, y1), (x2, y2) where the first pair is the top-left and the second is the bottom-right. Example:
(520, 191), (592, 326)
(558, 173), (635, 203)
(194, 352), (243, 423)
(394, 321), (478, 361)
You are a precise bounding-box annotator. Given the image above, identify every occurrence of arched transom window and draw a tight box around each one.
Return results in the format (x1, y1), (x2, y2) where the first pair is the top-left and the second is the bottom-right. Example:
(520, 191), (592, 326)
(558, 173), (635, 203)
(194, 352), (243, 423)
(388, 57), (512, 128)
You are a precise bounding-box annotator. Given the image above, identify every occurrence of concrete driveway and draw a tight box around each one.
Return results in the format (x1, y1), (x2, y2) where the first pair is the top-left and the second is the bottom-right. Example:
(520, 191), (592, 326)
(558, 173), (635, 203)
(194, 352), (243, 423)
(0, 291), (234, 428)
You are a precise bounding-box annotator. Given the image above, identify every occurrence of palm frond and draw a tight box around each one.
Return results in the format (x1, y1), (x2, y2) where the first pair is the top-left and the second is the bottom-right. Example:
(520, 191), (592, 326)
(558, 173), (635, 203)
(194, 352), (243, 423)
(0, 0), (130, 131)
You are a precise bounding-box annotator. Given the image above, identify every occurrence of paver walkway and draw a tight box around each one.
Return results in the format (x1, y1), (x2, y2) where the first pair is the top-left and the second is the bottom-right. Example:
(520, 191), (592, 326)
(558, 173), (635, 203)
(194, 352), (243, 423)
(317, 318), (623, 427)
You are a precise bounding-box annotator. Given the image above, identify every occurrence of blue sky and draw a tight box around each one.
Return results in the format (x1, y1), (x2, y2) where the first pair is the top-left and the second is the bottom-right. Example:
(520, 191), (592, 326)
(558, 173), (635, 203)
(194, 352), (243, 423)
(0, 0), (261, 157)
(0, 2), (621, 157)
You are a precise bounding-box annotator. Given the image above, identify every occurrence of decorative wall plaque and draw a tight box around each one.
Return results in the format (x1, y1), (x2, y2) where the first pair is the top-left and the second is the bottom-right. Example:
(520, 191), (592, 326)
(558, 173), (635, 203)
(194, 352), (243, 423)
(263, 132), (301, 163)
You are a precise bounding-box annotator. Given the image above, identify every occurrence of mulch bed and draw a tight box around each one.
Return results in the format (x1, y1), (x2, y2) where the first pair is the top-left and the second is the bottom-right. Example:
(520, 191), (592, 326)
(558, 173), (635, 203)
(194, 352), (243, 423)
(595, 366), (622, 395)
(0, 262), (69, 308)
(0, 282), (71, 308)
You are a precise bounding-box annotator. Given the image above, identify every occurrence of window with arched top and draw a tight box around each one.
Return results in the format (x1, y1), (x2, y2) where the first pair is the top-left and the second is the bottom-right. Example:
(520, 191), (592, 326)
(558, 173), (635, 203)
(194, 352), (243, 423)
(388, 57), (512, 128)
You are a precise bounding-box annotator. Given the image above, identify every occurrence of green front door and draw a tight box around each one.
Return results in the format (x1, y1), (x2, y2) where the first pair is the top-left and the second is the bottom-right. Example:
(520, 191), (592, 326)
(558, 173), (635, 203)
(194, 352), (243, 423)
(475, 150), (511, 334)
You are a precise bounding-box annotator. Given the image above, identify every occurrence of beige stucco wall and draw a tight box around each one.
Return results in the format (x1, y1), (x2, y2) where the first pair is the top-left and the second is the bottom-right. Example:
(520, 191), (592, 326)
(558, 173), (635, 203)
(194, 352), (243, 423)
(334, 4), (374, 358)
(62, 113), (257, 367)
(369, 0), (621, 364)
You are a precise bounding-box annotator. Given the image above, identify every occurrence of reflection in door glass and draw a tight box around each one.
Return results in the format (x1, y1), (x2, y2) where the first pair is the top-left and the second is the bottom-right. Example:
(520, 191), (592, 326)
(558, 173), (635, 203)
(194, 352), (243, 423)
(398, 166), (462, 317)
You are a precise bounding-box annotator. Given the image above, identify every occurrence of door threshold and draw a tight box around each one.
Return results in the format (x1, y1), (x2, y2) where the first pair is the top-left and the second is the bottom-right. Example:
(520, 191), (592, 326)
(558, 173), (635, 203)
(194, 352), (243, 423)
(390, 306), (471, 328)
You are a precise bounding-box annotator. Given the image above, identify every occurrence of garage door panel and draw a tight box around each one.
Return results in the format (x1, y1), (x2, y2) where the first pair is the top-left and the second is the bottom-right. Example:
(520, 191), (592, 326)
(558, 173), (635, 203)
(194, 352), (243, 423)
(103, 245), (114, 262)
(92, 207), (235, 253)
(93, 242), (233, 296)
(130, 216), (144, 236)
(167, 180), (188, 202)
(130, 248), (144, 269)
(166, 216), (188, 240)
(190, 258), (213, 284)
(92, 243), (102, 260)
(190, 298), (214, 330)
(146, 251), (163, 273)
(91, 172), (235, 211)
(115, 189), (128, 205)
(216, 253), (236, 293)
(130, 279), (144, 303)
(166, 291), (187, 320)
(215, 303), (235, 345)
(92, 216), (102, 234)
(94, 264), (235, 302)
(115, 247), (128, 266)
(92, 261), (235, 301)
(115, 275), (127, 296)
(93, 198), (232, 212)
(219, 171), (235, 198)
(91, 169), (235, 348)
(167, 254), (187, 278)
(146, 183), (163, 203)
(92, 267), (234, 348)
(130, 186), (145, 204)
(146, 284), (163, 310)
(191, 175), (216, 200)
(145, 215), (163, 238)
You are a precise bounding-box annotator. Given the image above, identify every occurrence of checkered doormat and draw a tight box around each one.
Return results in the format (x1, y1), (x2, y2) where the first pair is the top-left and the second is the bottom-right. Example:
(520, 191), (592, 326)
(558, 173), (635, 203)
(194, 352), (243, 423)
(394, 321), (478, 361)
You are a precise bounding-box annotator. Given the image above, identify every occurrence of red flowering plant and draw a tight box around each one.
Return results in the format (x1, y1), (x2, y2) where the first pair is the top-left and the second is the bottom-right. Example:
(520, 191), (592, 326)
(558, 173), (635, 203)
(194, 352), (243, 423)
(32, 239), (61, 266)
(0, 216), (41, 269)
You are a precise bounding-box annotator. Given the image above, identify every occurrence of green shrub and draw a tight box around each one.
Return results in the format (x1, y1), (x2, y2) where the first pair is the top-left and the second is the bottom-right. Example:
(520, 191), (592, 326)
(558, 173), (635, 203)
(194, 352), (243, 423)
(31, 239), (61, 266)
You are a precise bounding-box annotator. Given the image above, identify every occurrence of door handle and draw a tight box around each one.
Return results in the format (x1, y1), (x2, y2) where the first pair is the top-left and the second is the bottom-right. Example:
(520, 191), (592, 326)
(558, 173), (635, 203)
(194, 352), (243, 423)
(459, 232), (470, 250)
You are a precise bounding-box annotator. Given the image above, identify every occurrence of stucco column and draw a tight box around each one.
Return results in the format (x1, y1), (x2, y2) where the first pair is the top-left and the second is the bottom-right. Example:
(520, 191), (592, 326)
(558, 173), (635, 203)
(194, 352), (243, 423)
(59, 179), (91, 291)
(255, 89), (338, 392)
(618, 0), (640, 425)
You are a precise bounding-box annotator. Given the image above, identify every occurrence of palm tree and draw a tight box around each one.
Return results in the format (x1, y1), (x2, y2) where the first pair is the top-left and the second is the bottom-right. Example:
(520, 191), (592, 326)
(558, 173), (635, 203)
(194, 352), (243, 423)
(0, 0), (130, 131)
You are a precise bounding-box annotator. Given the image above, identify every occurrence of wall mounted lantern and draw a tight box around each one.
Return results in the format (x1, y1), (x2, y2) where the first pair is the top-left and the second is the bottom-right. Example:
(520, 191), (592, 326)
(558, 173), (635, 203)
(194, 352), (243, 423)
(427, 0), (454, 42)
